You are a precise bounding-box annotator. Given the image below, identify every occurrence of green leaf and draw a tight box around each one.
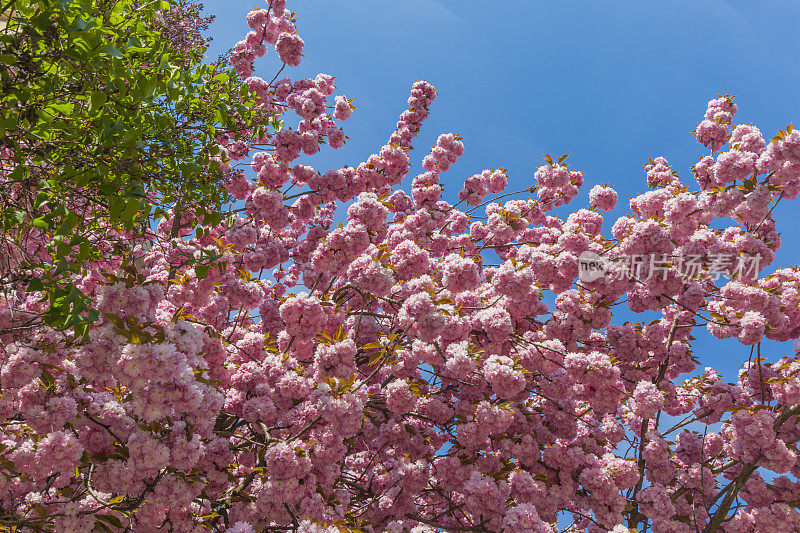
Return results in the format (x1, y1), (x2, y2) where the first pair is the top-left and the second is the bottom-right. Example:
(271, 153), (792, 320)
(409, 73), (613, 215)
(78, 241), (91, 261)
(109, 198), (123, 223)
(97, 514), (124, 528)
(72, 35), (95, 53)
(122, 197), (139, 223)
(99, 44), (123, 58)
(53, 259), (69, 276)
(55, 213), (77, 236)
(70, 15), (89, 31)
(31, 217), (50, 230)
(88, 91), (107, 113)
(48, 102), (74, 115)
(0, 117), (19, 135)
(3, 209), (26, 229)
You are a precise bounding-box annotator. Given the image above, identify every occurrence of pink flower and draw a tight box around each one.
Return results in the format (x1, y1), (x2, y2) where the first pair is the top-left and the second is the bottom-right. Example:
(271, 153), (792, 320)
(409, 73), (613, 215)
(731, 124), (766, 153)
(246, 9), (270, 31)
(275, 32), (304, 66)
(315, 73), (336, 95)
(631, 381), (664, 419)
(269, 0), (287, 17)
(398, 292), (447, 342)
(279, 292), (327, 337)
(274, 129), (302, 162)
(502, 503), (555, 533)
(33, 431), (83, 478)
(485, 169), (508, 194)
(347, 253), (394, 297)
(696, 119), (729, 151)
(386, 379), (417, 415)
(391, 240), (431, 280)
(328, 128), (345, 149)
(458, 173), (487, 206)
(483, 355), (526, 399)
(589, 184), (618, 210)
(333, 96), (353, 120)
(738, 311), (767, 345)
(441, 253), (480, 292)
(705, 96), (737, 123)
(248, 187), (289, 228)
(226, 522), (255, 533)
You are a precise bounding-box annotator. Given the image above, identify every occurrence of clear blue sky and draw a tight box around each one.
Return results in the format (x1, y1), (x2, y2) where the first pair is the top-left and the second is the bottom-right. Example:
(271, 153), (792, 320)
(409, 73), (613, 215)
(203, 0), (800, 379)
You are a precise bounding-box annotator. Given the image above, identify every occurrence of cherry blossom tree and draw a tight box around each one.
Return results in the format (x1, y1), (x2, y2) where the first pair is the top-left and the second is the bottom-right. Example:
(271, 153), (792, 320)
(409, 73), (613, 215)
(3, 1), (800, 532)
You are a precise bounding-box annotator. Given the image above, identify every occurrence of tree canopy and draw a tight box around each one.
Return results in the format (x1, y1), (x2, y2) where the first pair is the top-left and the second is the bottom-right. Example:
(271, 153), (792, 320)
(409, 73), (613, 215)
(3, 1), (800, 532)
(0, 0), (257, 336)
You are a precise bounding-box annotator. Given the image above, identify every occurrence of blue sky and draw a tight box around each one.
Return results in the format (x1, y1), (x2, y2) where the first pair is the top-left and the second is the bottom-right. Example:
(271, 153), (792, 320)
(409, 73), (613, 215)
(203, 0), (800, 379)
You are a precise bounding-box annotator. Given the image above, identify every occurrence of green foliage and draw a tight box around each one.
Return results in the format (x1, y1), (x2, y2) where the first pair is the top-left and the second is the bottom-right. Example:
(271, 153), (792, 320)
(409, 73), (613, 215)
(0, 0), (259, 334)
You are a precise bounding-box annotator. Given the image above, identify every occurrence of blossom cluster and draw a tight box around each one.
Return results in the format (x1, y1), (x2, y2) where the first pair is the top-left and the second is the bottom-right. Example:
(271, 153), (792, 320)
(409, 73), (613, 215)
(3, 1), (800, 532)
